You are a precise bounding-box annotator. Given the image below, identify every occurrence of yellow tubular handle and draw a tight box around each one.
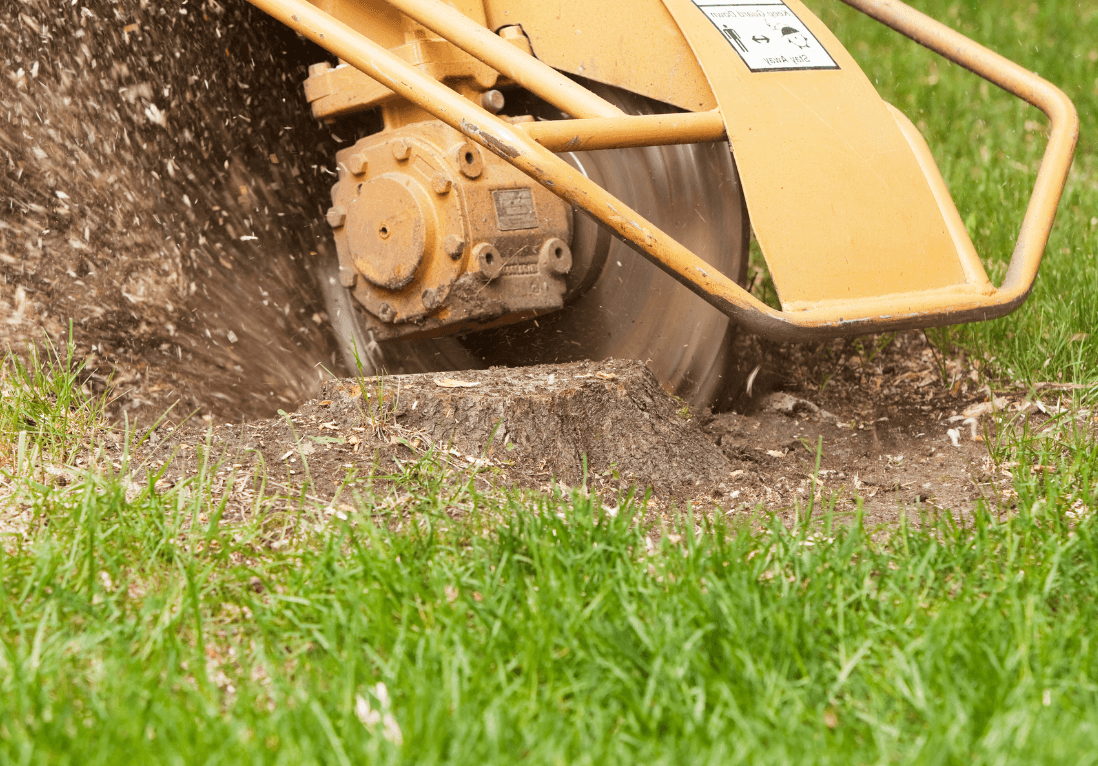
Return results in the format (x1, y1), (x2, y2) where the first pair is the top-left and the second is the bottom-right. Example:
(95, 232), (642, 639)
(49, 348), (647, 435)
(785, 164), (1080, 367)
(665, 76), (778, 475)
(384, 0), (625, 119)
(515, 111), (727, 152)
(840, 0), (1080, 307)
(247, 0), (1078, 342)
(245, 0), (790, 334)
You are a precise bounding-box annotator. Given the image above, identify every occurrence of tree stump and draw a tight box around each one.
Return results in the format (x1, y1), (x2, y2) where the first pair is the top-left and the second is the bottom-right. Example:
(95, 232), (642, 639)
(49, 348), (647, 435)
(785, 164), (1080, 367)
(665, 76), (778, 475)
(316, 358), (732, 494)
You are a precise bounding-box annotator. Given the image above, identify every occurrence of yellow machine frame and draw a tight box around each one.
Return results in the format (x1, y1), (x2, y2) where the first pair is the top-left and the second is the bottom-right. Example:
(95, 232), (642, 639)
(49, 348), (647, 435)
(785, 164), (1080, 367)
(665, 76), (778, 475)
(246, 0), (1078, 342)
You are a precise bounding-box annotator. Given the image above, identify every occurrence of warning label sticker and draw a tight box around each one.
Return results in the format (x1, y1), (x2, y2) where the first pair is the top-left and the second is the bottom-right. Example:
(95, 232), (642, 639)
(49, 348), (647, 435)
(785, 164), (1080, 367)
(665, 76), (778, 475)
(692, 1), (839, 72)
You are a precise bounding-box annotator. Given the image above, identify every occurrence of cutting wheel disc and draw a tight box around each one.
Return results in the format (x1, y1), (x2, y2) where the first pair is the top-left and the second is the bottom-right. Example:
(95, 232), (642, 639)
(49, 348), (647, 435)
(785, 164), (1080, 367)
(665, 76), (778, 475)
(321, 84), (750, 409)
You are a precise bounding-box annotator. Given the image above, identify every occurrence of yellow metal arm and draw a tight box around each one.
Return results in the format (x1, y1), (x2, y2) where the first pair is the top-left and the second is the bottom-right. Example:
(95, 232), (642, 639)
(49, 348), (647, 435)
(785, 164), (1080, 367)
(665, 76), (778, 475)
(380, 0), (623, 119)
(515, 111), (727, 152)
(841, 0), (1079, 306)
(246, 0), (1078, 342)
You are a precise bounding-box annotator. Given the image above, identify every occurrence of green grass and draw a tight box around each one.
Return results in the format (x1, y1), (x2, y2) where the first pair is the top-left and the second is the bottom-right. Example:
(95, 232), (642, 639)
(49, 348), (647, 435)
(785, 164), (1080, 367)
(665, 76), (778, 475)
(2, 337), (1098, 763)
(0, 334), (104, 468)
(4, 416), (1098, 763)
(4, 0), (1098, 762)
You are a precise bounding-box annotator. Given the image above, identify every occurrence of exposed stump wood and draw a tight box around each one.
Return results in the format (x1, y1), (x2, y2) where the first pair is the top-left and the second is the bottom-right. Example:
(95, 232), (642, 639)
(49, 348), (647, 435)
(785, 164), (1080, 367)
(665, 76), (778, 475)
(317, 359), (732, 492)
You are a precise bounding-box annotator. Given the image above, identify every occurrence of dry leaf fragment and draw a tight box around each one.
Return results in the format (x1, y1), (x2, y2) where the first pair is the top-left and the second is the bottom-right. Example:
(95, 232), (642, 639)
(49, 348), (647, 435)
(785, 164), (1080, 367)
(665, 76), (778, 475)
(962, 397), (1010, 418)
(435, 378), (480, 388)
(595, 371), (616, 380)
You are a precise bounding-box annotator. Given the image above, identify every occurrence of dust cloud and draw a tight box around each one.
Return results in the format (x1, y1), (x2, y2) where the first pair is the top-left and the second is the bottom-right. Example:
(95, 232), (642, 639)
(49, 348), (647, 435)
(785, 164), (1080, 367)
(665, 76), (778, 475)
(1, 0), (352, 421)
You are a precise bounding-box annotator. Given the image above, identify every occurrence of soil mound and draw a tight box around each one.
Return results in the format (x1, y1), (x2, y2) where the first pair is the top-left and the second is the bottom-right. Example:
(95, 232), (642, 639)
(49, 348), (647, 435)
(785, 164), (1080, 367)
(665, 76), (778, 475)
(134, 335), (1017, 526)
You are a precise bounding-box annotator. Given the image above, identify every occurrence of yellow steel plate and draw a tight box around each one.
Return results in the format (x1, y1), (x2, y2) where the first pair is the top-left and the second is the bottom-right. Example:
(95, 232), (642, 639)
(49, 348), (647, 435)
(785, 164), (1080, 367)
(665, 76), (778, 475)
(485, 0), (718, 112)
(662, 0), (977, 309)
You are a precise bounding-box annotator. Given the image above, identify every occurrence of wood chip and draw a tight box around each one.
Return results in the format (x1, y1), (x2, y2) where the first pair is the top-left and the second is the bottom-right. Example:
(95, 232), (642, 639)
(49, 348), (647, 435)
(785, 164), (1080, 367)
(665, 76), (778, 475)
(435, 378), (480, 388)
(1032, 382), (1090, 391)
(962, 397), (1010, 418)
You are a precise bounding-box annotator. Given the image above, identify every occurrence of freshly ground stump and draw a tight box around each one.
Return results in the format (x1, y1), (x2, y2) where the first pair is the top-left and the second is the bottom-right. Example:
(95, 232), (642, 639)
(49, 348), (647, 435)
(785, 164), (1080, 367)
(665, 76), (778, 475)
(315, 358), (732, 494)
(137, 335), (1007, 523)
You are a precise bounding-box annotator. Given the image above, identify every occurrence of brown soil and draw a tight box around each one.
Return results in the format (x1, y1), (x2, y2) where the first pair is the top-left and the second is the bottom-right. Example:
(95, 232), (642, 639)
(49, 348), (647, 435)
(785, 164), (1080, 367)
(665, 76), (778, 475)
(2, 0), (348, 421)
(704, 332), (1012, 524)
(3, 0), (1027, 525)
(127, 333), (1021, 527)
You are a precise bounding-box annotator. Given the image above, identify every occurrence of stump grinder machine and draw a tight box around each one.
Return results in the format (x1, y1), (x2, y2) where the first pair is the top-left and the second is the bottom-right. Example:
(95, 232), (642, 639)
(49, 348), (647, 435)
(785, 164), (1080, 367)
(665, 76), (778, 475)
(245, 0), (1078, 407)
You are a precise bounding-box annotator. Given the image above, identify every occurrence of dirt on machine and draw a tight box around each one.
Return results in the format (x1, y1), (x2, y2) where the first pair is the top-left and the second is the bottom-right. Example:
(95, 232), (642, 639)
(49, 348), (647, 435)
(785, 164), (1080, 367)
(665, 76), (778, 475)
(265, 0), (1076, 409)
(1, 0), (1078, 434)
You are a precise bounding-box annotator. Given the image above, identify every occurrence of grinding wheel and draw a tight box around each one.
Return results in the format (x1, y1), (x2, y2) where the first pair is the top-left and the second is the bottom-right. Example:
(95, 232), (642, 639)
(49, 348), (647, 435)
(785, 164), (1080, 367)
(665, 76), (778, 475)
(320, 84), (750, 408)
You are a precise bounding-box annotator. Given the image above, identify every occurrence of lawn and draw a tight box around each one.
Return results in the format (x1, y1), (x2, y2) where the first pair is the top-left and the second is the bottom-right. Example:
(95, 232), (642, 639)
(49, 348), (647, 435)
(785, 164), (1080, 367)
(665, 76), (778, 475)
(3, 0), (1098, 763)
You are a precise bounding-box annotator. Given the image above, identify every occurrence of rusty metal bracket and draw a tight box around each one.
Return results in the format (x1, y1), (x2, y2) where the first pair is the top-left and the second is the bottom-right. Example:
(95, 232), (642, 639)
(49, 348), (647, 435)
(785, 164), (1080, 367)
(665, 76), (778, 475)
(246, 0), (1078, 342)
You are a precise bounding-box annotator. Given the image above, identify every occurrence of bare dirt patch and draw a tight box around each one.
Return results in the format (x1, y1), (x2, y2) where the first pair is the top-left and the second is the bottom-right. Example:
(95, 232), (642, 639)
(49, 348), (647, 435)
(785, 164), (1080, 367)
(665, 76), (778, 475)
(128, 333), (1023, 526)
(704, 332), (1010, 525)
